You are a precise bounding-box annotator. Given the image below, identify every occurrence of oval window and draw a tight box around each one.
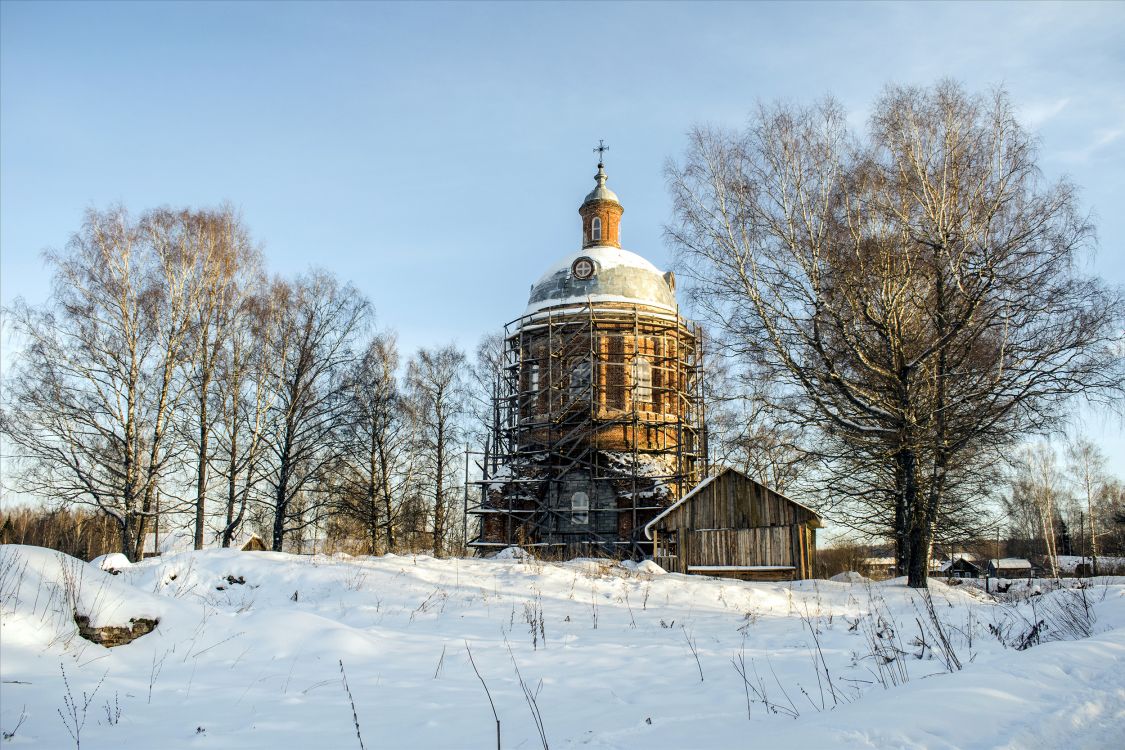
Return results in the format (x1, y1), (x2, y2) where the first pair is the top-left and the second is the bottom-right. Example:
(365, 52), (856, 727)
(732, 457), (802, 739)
(571, 491), (589, 525)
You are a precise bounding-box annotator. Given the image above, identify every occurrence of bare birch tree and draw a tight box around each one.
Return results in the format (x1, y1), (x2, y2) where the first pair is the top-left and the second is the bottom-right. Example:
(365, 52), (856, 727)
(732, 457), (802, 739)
(1067, 436), (1111, 575)
(4, 207), (199, 560)
(181, 206), (259, 549)
(702, 355), (808, 492)
(667, 81), (1124, 586)
(210, 280), (280, 547)
(405, 345), (467, 558)
(330, 331), (415, 553)
(259, 272), (370, 551)
(468, 332), (505, 478)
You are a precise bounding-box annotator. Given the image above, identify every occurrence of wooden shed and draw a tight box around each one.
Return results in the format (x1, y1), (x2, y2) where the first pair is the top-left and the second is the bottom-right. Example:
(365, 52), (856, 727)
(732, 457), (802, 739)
(643, 468), (823, 581)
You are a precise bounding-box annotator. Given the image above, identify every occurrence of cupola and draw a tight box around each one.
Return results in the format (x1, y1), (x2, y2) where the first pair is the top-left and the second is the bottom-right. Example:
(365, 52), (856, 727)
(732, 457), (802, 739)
(579, 152), (623, 249)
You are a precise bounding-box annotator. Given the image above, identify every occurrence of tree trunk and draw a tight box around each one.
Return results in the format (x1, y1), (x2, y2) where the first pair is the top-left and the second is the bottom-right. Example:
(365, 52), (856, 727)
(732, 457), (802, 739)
(434, 425), (445, 558)
(223, 425), (239, 548)
(380, 443), (396, 553)
(195, 368), (211, 550)
(368, 433), (380, 555)
(896, 447), (931, 588)
(1089, 494), (1099, 577)
(272, 484), (287, 553)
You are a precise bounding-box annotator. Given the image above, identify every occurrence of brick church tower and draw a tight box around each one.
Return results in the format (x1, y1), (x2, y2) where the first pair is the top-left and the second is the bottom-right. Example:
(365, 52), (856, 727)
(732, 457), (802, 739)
(470, 153), (706, 557)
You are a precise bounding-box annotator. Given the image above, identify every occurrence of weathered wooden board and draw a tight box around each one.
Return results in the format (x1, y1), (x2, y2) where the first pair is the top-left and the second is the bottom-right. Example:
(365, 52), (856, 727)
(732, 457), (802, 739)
(651, 469), (820, 579)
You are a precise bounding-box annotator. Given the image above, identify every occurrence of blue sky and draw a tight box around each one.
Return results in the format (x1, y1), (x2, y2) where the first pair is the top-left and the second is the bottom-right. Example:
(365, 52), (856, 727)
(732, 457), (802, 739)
(2, 1), (1123, 460)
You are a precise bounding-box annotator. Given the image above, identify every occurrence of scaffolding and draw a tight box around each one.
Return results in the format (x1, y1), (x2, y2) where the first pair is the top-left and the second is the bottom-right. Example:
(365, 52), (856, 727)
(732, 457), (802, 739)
(469, 301), (707, 558)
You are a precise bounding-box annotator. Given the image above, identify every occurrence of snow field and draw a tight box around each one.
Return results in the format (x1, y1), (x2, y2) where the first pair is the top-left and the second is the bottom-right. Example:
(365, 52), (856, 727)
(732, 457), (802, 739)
(1, 544), (1123, 749)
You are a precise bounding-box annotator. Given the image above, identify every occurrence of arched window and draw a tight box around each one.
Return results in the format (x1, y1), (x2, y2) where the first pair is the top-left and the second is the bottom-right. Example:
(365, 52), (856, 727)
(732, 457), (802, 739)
(571, 491), (589, 525)
(632, 356), (652, 404)
(570, 360), (591, 399)
(528, 363), (539, 393)
(591, 216), (602, 242)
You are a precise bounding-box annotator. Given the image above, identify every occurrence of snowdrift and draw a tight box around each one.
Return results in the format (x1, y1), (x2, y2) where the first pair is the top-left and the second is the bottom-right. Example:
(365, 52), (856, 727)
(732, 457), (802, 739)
(1, 544), (1123, 748)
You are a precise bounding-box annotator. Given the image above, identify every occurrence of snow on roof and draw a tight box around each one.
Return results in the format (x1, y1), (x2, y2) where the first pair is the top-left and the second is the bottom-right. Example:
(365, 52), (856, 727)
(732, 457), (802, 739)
(643, 473), (719, 539)
(643, 467), (822, 539)
(990, 558), (1033, 569)
(688, 565), (796, 572)
(523, 245), (676, 317)
(940, 557), (981, 571)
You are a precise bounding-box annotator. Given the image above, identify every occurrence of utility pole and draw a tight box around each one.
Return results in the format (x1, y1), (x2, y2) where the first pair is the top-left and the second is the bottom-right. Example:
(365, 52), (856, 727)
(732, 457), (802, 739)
(463, 443), (470, 557)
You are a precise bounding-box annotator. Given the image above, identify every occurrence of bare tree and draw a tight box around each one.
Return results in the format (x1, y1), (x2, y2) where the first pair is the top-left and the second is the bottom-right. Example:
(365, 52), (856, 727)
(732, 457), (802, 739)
(260, 272), (370, 552)
(1023, 444), (1065, 575)
(1105, 479), (1125, 556)
(702, 354), (808, 493)
(667, 81), (1124, 586)
(1067, 436), (1111, 575)
(210, 280), (280, 547)
(467, 332), (506, 485)
(405, 345), (467, 558)
(180, 207), (259, 549)
(4, 207), (200, 560)
(330, 331), (416, 553)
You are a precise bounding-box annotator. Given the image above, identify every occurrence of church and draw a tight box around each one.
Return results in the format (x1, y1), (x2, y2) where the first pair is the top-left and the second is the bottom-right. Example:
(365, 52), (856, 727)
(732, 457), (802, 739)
(470, 152), (706, 558)
(469, 150), (820, 577)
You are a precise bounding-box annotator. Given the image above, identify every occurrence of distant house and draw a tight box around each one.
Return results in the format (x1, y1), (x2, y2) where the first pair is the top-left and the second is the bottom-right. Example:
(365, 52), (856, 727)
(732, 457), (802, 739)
(987, 558), (1035, 579)
(861, 556), (898, 579)
(940, 557), (982, 579)
(643, 468), (824, 581)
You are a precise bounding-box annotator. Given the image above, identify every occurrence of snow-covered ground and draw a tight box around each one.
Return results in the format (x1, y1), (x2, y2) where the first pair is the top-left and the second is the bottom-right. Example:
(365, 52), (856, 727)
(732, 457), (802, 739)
(1, 545), (1123, 749)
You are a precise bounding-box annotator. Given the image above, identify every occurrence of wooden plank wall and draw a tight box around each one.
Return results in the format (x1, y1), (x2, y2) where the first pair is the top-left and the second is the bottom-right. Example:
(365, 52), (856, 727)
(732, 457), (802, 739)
(656, 471), (818, 579)
(678, 528), (792, 567)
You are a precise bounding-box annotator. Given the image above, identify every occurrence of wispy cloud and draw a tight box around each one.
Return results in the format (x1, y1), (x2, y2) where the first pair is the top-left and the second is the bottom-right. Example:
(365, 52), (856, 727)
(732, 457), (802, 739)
(1019, 97), (1070, 129)
(1057, 127), (1125, 164)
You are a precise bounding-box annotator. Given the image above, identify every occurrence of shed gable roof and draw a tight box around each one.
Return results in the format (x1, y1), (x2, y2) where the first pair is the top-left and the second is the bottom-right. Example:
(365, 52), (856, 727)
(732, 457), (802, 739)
(643, 467), (822, 540)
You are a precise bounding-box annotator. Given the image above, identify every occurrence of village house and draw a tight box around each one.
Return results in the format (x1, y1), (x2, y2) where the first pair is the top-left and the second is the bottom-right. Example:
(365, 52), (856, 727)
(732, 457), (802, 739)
(941, 557), (983, 579)
(987, 558), (1036, 579)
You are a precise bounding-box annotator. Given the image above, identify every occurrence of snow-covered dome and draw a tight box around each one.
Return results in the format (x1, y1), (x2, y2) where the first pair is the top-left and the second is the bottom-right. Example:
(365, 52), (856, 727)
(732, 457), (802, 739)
(523, 245), (677, 317)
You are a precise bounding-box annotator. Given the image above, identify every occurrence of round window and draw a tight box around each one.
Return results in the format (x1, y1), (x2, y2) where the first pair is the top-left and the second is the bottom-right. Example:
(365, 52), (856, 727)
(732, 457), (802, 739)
(572, 257), (595, 280)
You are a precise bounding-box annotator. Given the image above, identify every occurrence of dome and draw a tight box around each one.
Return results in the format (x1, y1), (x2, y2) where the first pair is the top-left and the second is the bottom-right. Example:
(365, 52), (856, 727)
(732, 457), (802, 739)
(523, 245), (677, 318)
(585, 165), (621, 205)
(582, 163), (619, 205)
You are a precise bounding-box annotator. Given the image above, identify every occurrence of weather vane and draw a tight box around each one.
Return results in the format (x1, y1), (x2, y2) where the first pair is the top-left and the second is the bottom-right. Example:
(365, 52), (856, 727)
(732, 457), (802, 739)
(593, 139), (608, 165)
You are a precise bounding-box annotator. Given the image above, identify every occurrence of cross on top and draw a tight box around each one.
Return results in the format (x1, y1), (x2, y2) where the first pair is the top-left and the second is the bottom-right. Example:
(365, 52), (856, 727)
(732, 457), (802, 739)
(593, 139), (608, 165)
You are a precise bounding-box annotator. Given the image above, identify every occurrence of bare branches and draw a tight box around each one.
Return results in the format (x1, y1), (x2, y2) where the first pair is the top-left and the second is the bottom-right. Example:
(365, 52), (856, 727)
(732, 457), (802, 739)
(6, 207), (214, 559)
(405, 345), (468, 558)
(260, 272), (371, 551)
(667, 81), (1124, 587)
